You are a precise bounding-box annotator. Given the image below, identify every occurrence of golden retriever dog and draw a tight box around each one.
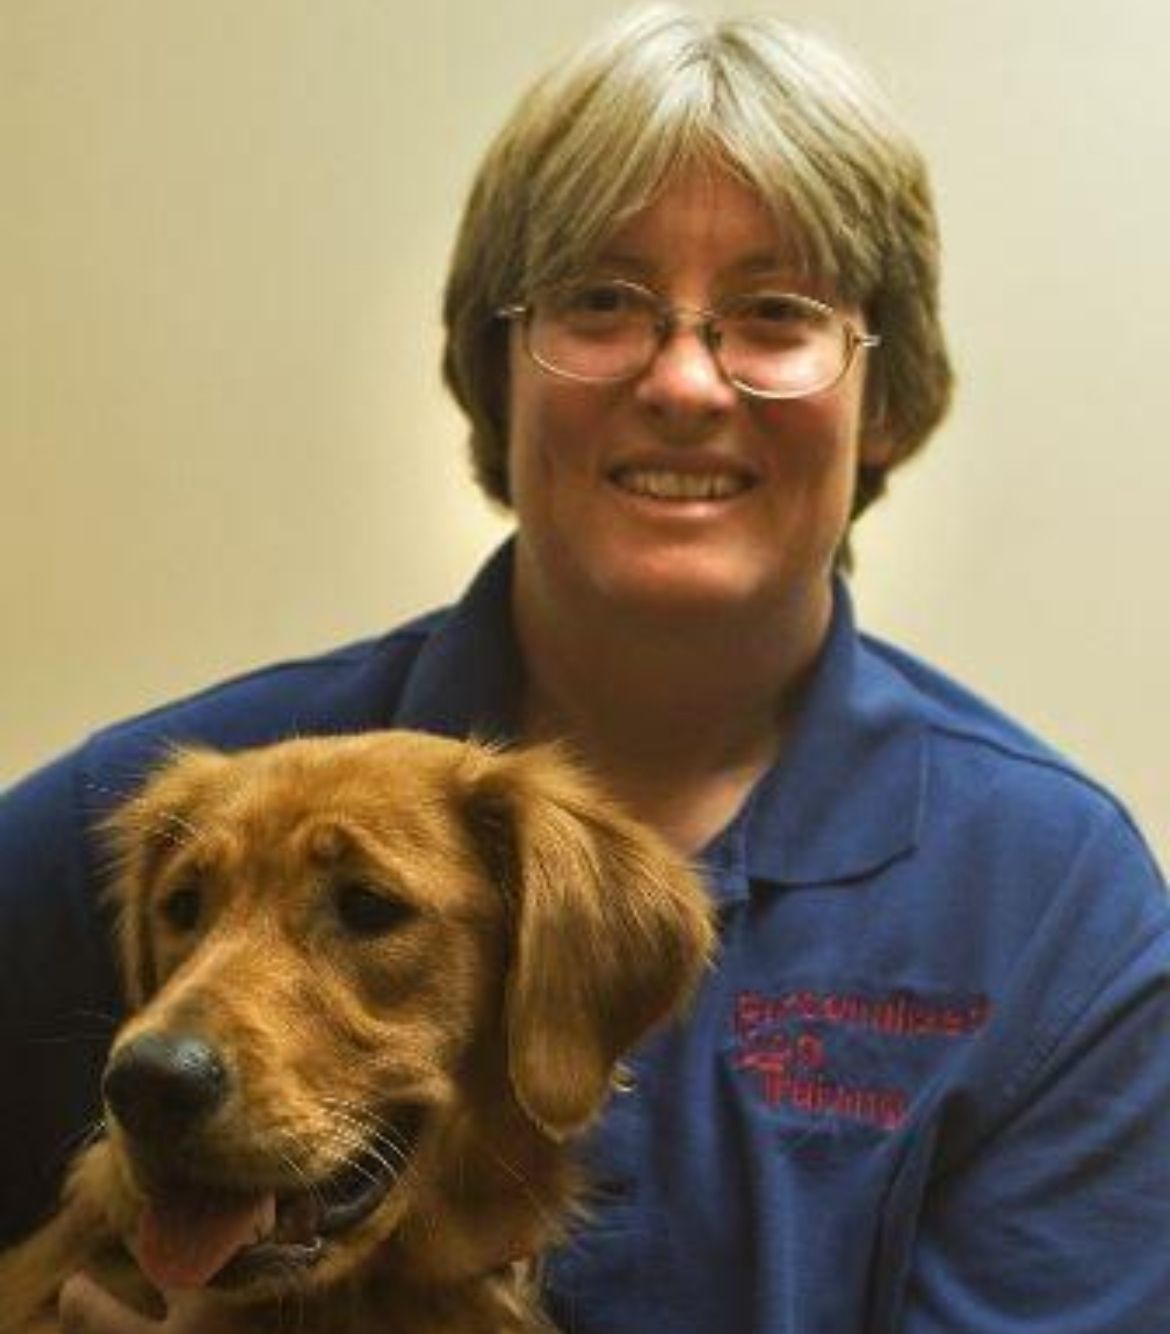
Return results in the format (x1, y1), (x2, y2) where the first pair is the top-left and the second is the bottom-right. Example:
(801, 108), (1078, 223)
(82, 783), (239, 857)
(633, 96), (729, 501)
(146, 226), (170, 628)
(0, 731), (714, 1332)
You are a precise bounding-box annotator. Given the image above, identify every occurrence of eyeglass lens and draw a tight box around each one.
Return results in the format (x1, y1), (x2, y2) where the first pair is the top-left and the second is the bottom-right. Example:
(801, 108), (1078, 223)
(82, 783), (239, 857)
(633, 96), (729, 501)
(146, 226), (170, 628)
(527, 283), (855, 397)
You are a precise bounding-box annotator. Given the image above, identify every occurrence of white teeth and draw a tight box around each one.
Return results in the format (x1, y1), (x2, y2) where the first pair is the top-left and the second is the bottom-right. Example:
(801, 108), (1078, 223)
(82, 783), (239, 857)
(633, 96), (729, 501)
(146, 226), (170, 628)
(614, 469), (750, 500)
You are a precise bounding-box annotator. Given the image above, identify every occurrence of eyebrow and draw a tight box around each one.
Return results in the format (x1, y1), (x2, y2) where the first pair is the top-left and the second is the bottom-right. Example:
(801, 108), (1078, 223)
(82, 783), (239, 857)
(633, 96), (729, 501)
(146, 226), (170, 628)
(588, 249), (806, 286)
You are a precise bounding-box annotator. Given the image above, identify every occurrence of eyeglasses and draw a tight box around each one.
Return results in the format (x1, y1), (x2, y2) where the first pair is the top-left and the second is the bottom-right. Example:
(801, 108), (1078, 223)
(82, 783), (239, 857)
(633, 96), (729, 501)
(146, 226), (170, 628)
(497, 278), (879, 400)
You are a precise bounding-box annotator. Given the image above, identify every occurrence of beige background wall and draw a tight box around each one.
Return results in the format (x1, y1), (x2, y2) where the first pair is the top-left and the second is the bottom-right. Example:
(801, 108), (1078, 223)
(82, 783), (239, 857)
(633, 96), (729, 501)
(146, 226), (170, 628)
(2, 0), (1166, 862)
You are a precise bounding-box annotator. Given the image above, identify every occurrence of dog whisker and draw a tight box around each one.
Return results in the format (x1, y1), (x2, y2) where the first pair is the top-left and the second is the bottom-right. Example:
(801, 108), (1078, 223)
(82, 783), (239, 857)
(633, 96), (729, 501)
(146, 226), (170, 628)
(339, 1126), (411, 1180)
(25, 1031), (120, 1048)
(369, 1133), (413, 1174)
(315, 1103), (413, 1177)
(317, 1094), (382, 1126)
(55, 1118), (108, 1161)
(471, 1137), (566, 1238)
(275, 1145), (316, 1197)
(79, 1119), (109, 1150)
(310, 1121), (369, 1165)
(69, 1008), (122, 1028)
(322, 1133), (403, 1190)
(317, 1100), (414, 1154)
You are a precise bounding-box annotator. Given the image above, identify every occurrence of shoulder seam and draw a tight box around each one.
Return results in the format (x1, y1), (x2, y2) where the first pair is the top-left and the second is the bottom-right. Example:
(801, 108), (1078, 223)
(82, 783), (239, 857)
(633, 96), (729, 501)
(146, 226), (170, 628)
(1001, 910), (1170, 1113)
(925, 721), (1149, 842)
(87, 622), (437, 747)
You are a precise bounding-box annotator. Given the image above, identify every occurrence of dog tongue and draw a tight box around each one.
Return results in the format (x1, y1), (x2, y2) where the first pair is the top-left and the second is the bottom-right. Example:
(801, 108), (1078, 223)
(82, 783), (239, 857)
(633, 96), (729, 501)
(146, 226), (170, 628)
(136, 1188), (276, 1290)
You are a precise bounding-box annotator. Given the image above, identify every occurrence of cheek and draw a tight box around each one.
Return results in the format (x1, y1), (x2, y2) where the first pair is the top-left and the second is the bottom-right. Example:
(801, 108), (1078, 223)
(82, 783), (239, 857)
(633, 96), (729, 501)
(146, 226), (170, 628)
(751, 393), (863, 482)
(507, 364), (551, 492)
(507, 373), (606, 502)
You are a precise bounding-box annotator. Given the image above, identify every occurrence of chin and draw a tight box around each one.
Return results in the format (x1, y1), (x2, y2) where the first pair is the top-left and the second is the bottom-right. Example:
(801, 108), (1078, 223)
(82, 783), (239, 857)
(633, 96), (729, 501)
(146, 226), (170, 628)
(585, 542), (807, 620)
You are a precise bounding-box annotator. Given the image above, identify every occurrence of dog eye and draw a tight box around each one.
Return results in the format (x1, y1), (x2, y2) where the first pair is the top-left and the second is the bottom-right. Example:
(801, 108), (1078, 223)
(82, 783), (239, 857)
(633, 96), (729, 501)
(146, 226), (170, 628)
(332, 881), (415, 938)
(159, 884), (203, 933)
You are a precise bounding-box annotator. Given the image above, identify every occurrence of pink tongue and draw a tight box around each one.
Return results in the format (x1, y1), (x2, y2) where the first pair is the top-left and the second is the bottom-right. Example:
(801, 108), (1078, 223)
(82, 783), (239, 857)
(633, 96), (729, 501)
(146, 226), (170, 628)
(136, 1189), (276, 1290)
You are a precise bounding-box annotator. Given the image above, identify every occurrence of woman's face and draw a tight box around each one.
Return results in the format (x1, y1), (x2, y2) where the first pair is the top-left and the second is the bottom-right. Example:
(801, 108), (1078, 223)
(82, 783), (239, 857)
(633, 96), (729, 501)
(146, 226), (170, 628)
(506, 165), (888, 629)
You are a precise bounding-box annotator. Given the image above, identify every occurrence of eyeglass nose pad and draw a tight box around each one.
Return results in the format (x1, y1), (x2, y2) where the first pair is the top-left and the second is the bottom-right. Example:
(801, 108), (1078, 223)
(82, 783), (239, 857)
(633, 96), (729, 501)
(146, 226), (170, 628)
(643, 312), (735, 403)
(656, 309), (723, 358)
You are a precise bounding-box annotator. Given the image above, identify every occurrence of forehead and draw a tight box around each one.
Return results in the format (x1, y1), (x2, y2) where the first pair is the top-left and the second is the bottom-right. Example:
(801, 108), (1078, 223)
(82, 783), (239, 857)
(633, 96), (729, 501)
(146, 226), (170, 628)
(592, 164), (802, 286)
(149, 748), (467, 870)
(147, 769), (489, 919)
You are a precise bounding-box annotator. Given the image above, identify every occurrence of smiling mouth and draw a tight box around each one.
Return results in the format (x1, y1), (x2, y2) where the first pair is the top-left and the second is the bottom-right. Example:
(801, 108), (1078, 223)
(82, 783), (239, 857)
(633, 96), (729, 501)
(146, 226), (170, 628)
(610, 467), (754, 501)
(133, 1106), (425, 1293)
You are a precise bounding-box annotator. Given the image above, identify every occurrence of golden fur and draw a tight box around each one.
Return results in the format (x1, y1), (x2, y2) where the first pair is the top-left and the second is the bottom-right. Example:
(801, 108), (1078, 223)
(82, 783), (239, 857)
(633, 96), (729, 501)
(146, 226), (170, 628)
(0, 731), (714, 1332)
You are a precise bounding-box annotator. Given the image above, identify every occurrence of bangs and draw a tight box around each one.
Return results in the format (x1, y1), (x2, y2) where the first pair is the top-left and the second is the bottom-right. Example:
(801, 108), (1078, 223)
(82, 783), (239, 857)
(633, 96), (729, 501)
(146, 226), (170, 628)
(517, 19), (894, 304)
(519, 55), (717, 292)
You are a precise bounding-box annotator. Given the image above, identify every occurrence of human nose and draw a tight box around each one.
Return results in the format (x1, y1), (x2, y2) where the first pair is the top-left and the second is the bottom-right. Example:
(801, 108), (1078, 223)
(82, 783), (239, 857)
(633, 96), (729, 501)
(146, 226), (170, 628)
(634, 315), (738, 423)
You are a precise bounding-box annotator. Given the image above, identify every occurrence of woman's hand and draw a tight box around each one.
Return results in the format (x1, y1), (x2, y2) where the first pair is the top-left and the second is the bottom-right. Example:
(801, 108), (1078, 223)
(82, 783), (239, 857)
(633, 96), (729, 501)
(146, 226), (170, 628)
(58, 1274), (251, 1334)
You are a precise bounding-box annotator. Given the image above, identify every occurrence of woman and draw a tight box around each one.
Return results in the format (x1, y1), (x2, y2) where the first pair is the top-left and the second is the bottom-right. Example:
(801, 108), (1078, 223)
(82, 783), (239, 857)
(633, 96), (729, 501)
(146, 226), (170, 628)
(4, 7), (1167, 1331)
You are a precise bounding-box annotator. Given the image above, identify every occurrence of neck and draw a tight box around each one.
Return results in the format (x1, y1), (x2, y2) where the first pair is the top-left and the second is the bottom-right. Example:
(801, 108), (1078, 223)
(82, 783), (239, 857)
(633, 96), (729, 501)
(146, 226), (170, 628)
(513, 551), (833, 853)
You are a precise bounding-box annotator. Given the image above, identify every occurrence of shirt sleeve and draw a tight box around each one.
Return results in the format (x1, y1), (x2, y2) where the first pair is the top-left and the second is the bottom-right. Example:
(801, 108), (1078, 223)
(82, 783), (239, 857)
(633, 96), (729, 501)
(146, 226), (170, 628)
(900, 814), (1170, 1333)
(0, 746), (123, 1243)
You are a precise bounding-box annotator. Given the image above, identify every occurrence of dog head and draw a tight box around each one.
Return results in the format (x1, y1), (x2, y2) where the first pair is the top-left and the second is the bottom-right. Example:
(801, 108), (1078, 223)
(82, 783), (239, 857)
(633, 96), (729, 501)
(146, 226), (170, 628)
(95, 731), (713, 1304)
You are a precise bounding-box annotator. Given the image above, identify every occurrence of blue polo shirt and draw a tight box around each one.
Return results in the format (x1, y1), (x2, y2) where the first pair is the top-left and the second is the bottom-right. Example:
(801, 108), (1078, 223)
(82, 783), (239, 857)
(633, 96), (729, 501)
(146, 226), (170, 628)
(2, 543), (1167, 1332)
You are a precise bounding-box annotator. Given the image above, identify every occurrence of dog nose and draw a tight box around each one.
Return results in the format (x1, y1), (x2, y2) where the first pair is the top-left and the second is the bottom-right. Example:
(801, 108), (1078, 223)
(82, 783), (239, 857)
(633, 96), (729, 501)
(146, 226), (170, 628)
(103, 1032), (228, 1140)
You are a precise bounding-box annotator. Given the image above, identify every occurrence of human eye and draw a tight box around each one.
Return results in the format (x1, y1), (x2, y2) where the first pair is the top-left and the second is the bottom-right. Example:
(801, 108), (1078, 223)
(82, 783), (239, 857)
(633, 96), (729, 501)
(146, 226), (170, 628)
(728, 292), (829, 345)
(551, 281), (646, 334)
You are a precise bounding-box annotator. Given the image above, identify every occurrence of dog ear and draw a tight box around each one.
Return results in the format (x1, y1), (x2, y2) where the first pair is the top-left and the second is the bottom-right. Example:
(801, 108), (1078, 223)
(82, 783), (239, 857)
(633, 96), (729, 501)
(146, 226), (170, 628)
(459, 744), (714, 1141)
(101, 746), (230, 1007)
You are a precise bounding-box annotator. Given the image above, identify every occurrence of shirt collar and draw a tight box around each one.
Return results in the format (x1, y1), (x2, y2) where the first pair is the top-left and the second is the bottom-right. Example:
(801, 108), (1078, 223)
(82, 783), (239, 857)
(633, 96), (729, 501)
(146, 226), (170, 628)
(395, 540), (927, 896)
(726, 582), (928, 894)
(394, 542), (525, 743)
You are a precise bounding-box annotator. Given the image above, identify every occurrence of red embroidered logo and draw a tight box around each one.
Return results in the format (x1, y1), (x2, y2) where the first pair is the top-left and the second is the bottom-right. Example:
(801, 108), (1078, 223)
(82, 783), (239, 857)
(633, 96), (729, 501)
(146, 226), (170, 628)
(733, 988), (991, 1131)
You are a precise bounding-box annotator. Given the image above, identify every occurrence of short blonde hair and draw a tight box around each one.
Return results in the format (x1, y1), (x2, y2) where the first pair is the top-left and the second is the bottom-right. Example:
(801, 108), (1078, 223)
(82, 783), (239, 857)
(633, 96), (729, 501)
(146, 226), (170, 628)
(442, 4), (952, 522)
